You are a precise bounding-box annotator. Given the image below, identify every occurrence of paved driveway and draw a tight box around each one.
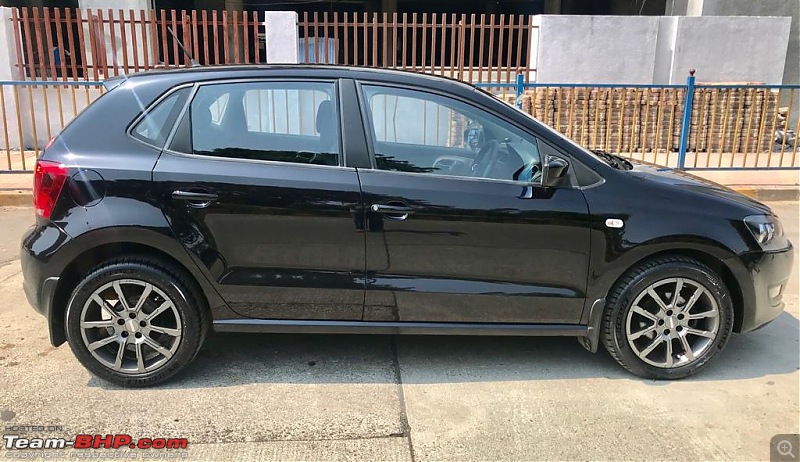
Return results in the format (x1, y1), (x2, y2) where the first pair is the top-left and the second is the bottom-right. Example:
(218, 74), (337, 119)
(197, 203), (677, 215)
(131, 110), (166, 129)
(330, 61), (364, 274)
(0, 203), (797, 461)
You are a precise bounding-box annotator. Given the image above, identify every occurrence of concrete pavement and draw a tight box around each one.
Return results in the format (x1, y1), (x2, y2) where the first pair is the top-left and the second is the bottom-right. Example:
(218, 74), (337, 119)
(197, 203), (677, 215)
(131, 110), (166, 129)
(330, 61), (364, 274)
(0, 203), (797, 461)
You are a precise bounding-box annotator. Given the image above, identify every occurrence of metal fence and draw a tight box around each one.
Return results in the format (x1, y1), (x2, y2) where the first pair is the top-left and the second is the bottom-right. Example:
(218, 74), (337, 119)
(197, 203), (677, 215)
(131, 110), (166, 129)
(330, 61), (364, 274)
(10, 7), (265, 80)
(298, 12), (534, 84)
(477, 75), (800, 170)
(0, 80), (105, 171)
(9, 7), (532, 84)
(2, 77), (798, 172)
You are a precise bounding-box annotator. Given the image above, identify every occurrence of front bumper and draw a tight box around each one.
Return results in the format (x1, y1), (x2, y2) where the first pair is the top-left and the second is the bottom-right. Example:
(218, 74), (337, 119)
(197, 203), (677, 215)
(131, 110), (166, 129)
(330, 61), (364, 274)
(729, 243), (795, 333)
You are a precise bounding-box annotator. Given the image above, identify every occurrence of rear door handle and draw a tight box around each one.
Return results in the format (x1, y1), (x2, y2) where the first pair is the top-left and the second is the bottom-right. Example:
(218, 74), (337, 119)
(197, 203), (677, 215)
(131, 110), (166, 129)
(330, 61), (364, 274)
(371, 204), (414, 214)
(371, 203), (414, 221)
(172, 190), (218, 200)
(172, 190), (218, 208)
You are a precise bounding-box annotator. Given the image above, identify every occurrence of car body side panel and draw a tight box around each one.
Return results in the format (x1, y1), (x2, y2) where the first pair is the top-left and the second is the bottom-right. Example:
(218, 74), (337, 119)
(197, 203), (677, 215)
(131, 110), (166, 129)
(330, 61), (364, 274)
(578, 167), (762, 324)
(153, 153), (366, 320)
(358, 169), (591, 325)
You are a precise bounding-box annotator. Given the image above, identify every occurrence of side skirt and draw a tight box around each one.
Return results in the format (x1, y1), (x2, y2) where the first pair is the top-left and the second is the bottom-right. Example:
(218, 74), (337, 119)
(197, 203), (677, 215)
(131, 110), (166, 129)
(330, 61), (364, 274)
(213, 319), (589, 337)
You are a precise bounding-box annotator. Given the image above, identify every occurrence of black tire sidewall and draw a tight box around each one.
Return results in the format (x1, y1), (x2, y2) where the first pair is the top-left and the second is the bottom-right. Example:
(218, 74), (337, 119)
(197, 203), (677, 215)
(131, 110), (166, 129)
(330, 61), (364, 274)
(65, 261), (203, 387)
(607, 260), (733, 380)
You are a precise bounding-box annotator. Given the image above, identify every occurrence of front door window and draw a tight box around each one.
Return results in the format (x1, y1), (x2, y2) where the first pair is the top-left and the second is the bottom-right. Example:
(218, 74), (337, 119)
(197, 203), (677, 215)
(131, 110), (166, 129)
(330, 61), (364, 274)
(361, 85), (542, 183)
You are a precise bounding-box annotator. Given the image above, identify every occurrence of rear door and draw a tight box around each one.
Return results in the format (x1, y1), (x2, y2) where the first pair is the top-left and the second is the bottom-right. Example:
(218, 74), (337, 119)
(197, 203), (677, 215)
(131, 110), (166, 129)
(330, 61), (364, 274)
(151, 79), (365, 320)
(355, 83), (592, 324)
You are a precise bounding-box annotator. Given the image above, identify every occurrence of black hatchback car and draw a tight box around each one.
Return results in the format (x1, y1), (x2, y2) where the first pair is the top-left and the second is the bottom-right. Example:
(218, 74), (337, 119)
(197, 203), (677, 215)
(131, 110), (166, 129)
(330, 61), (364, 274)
(21, 66), (793, 386)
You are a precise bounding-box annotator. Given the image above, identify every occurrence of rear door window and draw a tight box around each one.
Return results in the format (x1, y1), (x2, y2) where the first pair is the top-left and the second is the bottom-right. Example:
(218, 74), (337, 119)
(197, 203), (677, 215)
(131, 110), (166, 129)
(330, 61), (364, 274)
(186, 81), (340, 166)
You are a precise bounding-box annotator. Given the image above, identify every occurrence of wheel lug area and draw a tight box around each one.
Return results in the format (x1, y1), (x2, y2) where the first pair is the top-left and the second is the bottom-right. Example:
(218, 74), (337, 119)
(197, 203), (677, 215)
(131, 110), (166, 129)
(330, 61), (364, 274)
(121, 331), (129, 338)
(663, 329), (671, 336)
(116, 319), (125, 325)
(677, 313), (685, 321)
(139, 321), (147, 328)
(128, 312), (137, 319)
(134, 332), (143, 339)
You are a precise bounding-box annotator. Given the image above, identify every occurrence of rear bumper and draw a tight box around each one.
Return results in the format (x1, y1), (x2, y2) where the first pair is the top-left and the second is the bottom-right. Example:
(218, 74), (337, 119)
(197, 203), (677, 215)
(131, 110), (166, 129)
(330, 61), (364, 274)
(20, 223), (70, 346)
(729, 243), (795, 333)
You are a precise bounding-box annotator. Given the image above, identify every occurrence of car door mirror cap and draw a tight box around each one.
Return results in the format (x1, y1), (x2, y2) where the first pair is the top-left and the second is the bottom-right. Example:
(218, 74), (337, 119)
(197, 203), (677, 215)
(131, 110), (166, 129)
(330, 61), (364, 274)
(541, 155), (570, 188)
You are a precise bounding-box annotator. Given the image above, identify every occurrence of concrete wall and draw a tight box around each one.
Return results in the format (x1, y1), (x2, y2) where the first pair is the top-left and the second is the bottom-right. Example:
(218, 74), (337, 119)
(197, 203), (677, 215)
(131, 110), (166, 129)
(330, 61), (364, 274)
(533, 14), (793, 84)
(669, 16), (791, 84)
(533, 15), (660, 84)
(675, 0), (800, 87)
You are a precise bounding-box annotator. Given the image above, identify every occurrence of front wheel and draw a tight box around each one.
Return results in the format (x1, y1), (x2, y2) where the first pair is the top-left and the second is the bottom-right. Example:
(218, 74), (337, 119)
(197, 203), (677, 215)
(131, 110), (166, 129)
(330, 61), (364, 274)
(65, 257), (208, 387)
(602, 256), (734, 380)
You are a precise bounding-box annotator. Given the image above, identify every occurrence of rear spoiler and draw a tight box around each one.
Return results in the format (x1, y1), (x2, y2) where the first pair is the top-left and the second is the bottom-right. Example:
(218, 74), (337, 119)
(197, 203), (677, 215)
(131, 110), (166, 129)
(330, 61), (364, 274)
(102, 76), (125, 91)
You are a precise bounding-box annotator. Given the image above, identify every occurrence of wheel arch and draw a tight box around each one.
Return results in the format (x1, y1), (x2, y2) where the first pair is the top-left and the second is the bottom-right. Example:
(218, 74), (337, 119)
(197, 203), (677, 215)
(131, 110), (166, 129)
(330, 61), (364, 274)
(50, 230), (227, 346)
(602, 247), (745, 334)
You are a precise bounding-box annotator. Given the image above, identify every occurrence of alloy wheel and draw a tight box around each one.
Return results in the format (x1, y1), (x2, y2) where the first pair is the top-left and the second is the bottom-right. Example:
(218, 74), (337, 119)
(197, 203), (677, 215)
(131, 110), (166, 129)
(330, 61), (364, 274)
(78, 279), (182, 374)
(625, 277), (720, 368)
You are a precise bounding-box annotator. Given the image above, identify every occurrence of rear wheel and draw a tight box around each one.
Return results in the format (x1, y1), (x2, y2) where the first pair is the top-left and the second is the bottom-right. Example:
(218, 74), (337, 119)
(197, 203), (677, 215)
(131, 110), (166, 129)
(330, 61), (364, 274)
(602, 256), (734, 380)
(65, 257), (208, 387)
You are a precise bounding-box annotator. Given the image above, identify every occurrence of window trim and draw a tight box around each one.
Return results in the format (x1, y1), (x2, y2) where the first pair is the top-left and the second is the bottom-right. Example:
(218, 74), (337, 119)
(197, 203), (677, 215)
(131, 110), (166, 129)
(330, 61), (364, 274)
(163, 77), (346, 169)
(126, 82), (195, 151)
(354, 81), (568, 186)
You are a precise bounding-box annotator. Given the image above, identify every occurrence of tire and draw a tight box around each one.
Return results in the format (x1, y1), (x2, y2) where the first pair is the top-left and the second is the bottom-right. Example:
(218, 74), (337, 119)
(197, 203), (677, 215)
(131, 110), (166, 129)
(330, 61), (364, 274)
(65, 256), (209, 387)
(601, 255), (733, 380)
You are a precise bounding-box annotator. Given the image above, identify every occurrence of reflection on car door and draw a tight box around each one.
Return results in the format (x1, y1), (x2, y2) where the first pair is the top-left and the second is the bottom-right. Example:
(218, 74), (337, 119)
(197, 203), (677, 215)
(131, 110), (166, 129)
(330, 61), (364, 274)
(153, 80), (365, 320)
(356, 84), (592, 324)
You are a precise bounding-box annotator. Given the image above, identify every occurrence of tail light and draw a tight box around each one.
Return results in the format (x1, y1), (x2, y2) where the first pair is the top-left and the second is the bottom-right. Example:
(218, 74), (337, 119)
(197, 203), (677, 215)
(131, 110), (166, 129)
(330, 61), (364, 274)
(33, 160), (68, 219)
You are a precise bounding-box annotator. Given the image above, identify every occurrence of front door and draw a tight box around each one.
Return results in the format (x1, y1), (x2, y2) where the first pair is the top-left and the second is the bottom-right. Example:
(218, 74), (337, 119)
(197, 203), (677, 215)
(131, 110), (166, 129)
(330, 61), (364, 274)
(153, 79), (365, 320)
(355, 84), (591, 324)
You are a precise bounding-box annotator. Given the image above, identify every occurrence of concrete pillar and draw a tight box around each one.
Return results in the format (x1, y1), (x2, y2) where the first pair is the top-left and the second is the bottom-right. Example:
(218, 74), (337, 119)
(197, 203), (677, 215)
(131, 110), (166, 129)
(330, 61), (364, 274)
(0, 7), (17, 81)
(0, 7), (23, 149)
(79, 0), (154, 74)
(528, 15), (540, 82)
(264, 11), (298, 64)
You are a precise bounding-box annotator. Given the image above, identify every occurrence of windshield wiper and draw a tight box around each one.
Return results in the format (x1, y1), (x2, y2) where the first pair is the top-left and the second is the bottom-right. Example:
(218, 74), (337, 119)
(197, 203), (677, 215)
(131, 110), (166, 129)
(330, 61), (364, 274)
(591, 149), (634, 170)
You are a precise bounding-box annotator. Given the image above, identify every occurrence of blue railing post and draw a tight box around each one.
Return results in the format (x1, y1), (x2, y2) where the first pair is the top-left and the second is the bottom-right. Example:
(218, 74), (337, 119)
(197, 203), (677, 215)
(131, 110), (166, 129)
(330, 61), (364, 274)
(515, 72), (525, 110)
(677, 69), (696, 169)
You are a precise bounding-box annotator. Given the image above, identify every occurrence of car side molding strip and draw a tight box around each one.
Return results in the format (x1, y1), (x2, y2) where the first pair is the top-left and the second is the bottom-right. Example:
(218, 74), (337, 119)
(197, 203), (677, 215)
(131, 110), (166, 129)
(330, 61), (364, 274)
(213, 319), (588, 337)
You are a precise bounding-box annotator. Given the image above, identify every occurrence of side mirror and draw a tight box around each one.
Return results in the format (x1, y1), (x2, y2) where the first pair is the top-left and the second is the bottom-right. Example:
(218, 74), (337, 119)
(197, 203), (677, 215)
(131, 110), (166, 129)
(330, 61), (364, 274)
(541, 156), (569, 188)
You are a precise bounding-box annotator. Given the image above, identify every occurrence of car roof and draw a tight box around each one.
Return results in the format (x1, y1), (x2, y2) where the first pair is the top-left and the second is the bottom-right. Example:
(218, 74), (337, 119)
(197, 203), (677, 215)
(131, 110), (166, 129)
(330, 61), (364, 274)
(108, 64), (478, 93)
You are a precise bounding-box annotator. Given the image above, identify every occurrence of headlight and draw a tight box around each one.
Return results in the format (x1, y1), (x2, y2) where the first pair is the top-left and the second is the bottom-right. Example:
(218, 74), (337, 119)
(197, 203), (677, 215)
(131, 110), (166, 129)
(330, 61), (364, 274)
(744, 215), (784, 249)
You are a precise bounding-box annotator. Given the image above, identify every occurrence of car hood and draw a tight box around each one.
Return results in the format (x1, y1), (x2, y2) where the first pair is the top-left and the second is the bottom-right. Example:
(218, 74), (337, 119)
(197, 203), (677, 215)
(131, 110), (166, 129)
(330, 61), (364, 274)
(624, 159), (772, 215)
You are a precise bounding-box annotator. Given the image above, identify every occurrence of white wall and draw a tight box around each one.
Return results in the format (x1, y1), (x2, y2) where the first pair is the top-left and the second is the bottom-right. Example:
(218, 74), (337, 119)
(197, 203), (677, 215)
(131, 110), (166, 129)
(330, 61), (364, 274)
(533, 14), (793, 84)
(534, 15), (660, 84)
(670, 16), (791, 84)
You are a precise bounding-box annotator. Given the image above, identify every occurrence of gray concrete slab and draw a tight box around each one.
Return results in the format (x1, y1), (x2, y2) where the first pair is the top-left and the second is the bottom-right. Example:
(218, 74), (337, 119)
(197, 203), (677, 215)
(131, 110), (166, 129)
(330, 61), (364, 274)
(0, 203), (797, 460)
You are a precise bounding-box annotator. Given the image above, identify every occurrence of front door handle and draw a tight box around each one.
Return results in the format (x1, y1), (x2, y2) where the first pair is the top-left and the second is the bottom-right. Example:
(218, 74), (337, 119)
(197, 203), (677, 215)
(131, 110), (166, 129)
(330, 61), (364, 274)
(172, 190), (218, 208)
(371, 203), (414, 220)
